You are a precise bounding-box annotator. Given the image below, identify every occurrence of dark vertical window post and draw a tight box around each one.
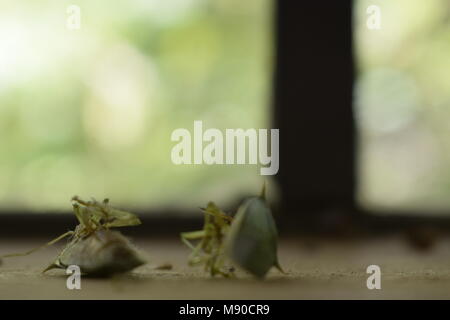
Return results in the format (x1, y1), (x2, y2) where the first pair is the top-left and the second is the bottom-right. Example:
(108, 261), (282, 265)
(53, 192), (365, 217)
(273, 2), (355, 231)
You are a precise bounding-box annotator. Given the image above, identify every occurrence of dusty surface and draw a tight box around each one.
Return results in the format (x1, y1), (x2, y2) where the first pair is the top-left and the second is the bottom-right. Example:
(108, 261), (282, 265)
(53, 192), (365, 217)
(1, 236), (450, 299)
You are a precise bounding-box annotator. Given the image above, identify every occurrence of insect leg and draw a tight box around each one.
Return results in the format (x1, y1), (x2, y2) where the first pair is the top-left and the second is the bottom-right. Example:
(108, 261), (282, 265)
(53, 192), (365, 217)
(0, 231), (75, 259)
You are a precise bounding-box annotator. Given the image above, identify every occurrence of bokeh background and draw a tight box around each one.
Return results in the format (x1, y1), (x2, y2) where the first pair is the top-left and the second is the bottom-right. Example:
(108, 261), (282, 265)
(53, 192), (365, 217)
(0, 0), (272, 211)
(355, 0), (450, 213)
(1, 0), (450, 214)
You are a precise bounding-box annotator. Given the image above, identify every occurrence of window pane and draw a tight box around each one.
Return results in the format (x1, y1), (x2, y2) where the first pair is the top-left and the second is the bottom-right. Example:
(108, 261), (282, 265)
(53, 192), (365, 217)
(0, 0), (273, 211)
(355, 0), (450, 212)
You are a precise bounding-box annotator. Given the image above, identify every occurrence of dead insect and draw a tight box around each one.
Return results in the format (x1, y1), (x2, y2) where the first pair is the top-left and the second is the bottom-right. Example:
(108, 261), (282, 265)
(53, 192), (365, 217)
(1, 196), (145, 276)
(181, 184), (283, 278)
(181, 202), (234, 277)
(225, 185), (283, 278)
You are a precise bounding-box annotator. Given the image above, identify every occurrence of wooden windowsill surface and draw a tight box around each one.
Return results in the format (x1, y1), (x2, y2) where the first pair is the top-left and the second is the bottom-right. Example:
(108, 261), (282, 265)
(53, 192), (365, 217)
(1, 236), (449, 299)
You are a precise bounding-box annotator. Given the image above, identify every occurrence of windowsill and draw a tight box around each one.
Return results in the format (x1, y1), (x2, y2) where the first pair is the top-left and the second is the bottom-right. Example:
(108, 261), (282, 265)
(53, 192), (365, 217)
(1, 236), (450, 299)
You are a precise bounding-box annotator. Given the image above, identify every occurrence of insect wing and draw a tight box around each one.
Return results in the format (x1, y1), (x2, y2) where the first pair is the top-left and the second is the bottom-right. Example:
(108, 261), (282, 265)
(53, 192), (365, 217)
(225, 196), (280, 278)
(105, 209), (142, 228)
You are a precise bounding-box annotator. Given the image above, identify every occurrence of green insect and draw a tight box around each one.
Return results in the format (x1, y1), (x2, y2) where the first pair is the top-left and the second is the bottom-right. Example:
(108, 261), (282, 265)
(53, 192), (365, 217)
(181, 202), (235, 277)
(181, 184), (283, 278)
(1, 196), (145, 276)
(225, 184), (283, 278)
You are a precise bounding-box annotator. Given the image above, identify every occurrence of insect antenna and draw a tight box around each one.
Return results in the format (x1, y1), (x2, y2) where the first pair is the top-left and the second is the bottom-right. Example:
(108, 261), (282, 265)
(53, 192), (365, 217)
(200, 207), (233, 222)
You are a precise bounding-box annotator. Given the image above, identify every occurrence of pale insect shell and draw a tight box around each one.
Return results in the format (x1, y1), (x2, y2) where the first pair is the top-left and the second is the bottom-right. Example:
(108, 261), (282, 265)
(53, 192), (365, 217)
(225, 196), (280, 278)
(46, 230), (145, 276)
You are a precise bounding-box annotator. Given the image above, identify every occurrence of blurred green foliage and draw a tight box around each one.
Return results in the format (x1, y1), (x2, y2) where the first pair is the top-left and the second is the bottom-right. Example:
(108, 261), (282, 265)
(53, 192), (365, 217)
(356, 0), (450, 212)
(0, 0), (273, 211)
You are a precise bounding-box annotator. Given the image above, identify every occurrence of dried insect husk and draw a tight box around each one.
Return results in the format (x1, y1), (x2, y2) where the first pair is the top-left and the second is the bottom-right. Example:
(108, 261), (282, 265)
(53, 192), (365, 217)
(225, 196), (282, 278)
(44, 229), (145, 276)
(181, 202), (234, 277)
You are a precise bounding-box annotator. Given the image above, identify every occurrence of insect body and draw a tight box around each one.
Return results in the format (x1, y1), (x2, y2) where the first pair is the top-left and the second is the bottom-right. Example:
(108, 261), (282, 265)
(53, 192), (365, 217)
(1, 196), (145, 276)
(225, 194), (283, 278)
(181, 185), (283, 278)
(44, 229), (144, 276)
(181, 202), (234, 277)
